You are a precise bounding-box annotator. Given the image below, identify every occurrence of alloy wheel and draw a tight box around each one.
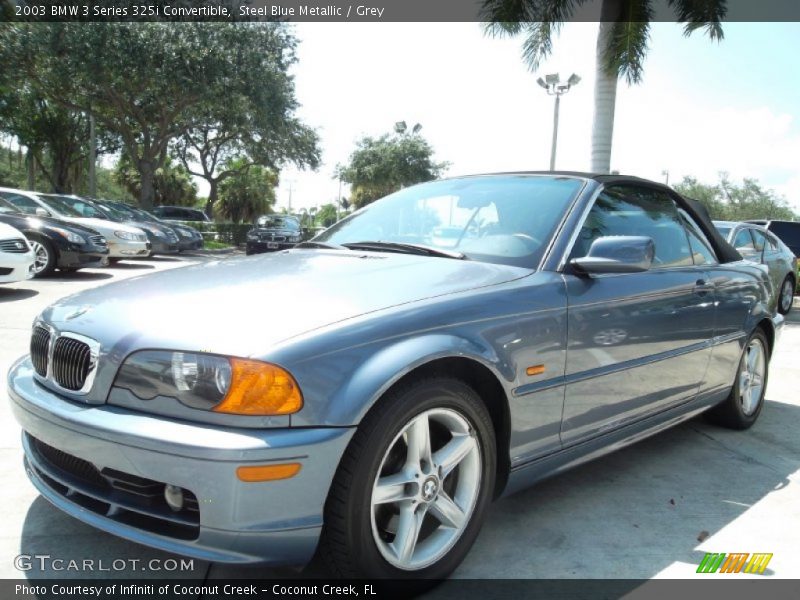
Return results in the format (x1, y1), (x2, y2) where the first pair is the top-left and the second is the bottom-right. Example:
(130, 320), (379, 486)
(29, 241), (50, 275)
(739, 338), (766, 416)
(370, 408), (481, 571)
(780, 279), (794, 313)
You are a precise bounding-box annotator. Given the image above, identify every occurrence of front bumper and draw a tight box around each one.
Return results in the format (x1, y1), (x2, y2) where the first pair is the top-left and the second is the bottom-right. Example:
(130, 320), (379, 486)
(177, 238), (204, 252)
(8, 357), (354, 565)
(246, 241), (297, 255)
(148, 238), (180, 255)
(55, 244), (109, 270)
(107, 240), (150, 258)
(0, 249), (35, 283)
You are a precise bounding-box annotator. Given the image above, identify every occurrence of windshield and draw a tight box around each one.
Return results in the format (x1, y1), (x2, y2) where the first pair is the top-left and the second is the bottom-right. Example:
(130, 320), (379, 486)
(0, 197), (21, 214)
(256, 215), (300, 230)
(125, 206), (157, 222)
(35, 194), (84, 218)
(0, 192), (43, 215)
(93, 202), (132, 222)
(316, 175), (584, 267)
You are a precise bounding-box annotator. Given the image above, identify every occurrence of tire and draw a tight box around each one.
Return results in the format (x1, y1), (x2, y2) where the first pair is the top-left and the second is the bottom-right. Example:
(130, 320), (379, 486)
(28, 235), (57, 277)
(778, 275), (794, 315)
(318, 376), (496, 580)
(705, 328), (769, 430)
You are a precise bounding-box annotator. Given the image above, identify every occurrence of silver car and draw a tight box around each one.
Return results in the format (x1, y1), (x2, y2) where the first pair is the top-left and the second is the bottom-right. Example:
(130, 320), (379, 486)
(714, 220), (797, 315)
(8, 173), (783, 579)
(0, 188), (150, 261)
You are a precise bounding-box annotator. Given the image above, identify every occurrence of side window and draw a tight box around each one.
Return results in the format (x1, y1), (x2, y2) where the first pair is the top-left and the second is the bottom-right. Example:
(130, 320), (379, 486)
(765, 232), (780, 252)
(571, 185), (693, 268)
(750, 229), (766, 253)
(678, 209), (718, 265)
(732, 229), (756, 254)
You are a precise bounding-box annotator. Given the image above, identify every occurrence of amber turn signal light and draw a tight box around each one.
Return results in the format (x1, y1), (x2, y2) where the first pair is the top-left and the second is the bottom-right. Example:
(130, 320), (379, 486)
(236, 463), (302, 482)
(212, 358), (303, 416)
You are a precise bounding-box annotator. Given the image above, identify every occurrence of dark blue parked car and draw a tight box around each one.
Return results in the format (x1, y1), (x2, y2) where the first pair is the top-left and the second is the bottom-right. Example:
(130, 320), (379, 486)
(8, 173), (781, 579)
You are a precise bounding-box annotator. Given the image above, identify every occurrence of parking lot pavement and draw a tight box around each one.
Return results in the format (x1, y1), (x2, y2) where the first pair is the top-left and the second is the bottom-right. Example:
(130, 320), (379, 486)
(1, 261), (798, 582)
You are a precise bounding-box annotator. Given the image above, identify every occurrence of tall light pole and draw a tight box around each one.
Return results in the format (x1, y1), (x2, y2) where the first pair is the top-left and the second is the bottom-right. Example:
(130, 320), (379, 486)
(537, 73), (580, 171)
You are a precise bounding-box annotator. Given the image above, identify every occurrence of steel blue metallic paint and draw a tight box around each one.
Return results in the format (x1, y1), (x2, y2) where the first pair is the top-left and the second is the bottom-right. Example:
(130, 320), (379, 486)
(7, 173), (783, 568)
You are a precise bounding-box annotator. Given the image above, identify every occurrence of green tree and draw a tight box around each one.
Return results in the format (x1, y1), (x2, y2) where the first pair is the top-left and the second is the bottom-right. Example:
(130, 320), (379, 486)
(114, 154), (198, 207)
(336, 124), (448, 209)
(674, 175), (797, 221)
(1, 22), (314, 209)
(0, 85), (118, 194)
(315, 203), (339, 227)
(172, 50), (320, 219)
(217, 160), (278, 223)
(482, 0), (726, 173)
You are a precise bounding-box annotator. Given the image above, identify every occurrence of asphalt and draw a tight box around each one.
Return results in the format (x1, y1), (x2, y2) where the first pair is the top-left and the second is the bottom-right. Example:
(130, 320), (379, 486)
(0, 254), (798, 586)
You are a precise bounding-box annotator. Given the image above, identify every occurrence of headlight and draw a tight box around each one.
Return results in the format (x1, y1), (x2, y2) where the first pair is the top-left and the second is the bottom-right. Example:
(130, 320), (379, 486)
(114, 230), (141, 241)
(51, 227), (85, 245)
(114, 350), (303, 415)
(246, 231), (258, 240)
(290, 234), (302, 242)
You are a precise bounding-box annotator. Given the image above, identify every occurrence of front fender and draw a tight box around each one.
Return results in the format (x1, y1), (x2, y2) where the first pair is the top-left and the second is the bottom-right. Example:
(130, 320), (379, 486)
(292, 333), (513, 427)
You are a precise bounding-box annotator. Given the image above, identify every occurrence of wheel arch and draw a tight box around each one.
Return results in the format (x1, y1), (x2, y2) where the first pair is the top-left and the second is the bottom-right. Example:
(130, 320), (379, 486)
(326, 335), (514, 499)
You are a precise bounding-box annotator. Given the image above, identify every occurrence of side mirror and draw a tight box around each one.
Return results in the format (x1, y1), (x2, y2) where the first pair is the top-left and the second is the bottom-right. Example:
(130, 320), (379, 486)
(571, 236), (655, 274)
(35, 207), (49, 217)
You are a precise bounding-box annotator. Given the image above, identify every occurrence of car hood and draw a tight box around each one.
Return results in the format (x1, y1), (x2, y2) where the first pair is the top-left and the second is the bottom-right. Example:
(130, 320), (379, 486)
(61, 217), (143, 238)
(41, 249), (531, 358)
(0, 221), (25, 239)
(0, 213), (102, 236)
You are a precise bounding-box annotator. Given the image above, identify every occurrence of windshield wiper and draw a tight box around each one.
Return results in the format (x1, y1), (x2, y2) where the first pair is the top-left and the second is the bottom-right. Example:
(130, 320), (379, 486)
(295, 241), (347, 250)
(341, 241), (467, 260)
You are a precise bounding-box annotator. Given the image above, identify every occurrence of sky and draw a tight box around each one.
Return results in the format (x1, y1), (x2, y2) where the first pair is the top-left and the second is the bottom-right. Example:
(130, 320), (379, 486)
(251, 21), (800, 214)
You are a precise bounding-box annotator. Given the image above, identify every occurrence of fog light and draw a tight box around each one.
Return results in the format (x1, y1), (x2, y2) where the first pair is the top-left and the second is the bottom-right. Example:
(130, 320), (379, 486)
(164, 484), (185, 511)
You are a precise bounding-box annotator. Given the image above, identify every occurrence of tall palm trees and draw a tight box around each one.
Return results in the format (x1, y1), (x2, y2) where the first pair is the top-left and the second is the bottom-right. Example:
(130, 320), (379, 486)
(482, 0), (726, 173)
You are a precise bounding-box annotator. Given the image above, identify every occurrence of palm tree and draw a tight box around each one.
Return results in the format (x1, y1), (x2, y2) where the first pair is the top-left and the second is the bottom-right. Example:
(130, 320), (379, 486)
(482, 0), (725, 173)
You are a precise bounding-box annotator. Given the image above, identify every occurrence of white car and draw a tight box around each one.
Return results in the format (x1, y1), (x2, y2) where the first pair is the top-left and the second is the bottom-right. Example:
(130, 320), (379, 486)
(0, 221), (35, 284)
(0, 188), (150, 260)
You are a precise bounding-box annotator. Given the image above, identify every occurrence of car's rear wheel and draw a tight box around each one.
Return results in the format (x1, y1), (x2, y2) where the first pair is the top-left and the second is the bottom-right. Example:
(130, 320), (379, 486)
(706, 328), (769, 430)
(778, 275), (794, 315)
(28, 236), (56, 277)
(319, 376), (495, 580)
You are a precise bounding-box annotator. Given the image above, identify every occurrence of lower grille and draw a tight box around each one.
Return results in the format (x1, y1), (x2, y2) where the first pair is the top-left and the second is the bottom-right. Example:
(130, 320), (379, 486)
(51, 336), (92, 391)
(30, 326), (51, 377)
(89, 234), (107, 247)
(29, 436), (200, 540)
(0, 238), (29, 253)
(0, 267), (12, 275)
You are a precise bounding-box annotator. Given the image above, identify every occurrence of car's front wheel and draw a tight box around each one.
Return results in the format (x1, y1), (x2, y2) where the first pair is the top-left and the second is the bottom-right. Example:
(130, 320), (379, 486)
(28, 236), (56, 277)
(706, 328), (769, 429)
(319, 376), (495, 579)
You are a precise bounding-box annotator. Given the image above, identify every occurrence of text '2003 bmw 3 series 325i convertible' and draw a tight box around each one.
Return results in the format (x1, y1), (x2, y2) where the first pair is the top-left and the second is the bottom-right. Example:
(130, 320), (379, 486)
(8, 173), (782, 579)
